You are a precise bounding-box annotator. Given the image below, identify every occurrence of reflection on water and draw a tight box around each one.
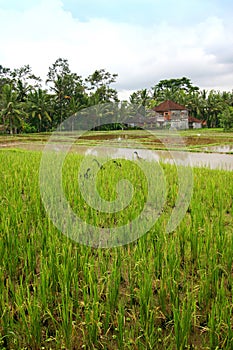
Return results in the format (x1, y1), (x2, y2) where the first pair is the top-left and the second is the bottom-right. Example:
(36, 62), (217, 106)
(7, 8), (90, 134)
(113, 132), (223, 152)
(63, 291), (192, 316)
(0, 141), (232, 171)
(202, 145), (233, 153)
(85, 147), (233, 171)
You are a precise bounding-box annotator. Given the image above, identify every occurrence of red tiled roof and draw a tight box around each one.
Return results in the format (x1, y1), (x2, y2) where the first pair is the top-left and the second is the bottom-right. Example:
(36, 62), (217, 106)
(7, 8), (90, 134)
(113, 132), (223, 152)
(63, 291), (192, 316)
(153, 100), (187, 112)
(188, 117), (204, 124)
(188, 117), (201, 123)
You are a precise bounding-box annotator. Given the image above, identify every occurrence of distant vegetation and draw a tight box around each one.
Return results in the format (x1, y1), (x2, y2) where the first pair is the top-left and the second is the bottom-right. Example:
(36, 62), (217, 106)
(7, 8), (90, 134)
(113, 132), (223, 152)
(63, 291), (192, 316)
(0, 59), (233, 133)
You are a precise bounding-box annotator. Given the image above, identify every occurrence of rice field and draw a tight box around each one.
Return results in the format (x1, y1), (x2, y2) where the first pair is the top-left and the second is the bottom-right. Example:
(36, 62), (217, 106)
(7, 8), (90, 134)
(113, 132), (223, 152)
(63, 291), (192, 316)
(0, 149), (233, 349)
(0, 129), (233, 153)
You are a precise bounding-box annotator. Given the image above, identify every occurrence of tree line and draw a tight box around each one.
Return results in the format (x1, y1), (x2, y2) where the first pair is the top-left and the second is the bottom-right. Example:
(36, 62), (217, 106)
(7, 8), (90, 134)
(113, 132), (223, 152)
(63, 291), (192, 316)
(0, 58), (233, 133)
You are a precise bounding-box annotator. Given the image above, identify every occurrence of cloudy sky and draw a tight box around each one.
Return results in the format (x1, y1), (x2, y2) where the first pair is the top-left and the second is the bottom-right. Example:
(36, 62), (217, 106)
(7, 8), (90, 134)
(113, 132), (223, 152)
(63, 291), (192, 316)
(0, 0), (233, 99)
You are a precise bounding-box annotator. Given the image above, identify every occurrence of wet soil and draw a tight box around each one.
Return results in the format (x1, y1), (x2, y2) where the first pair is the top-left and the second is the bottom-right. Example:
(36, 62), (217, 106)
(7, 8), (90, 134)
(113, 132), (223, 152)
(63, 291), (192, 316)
(0, 131), (233, 152)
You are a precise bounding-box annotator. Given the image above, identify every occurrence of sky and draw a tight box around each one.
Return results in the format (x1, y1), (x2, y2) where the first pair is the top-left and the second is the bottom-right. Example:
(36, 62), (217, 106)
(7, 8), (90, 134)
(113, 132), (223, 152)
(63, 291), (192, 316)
(0, 0), (233, 100)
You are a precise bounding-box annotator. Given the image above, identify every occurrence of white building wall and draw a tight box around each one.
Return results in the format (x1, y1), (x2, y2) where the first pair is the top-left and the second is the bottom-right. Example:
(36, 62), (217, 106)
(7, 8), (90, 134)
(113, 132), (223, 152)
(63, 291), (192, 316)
(193, 122), (202, 129)
(170, 119), (189, 130)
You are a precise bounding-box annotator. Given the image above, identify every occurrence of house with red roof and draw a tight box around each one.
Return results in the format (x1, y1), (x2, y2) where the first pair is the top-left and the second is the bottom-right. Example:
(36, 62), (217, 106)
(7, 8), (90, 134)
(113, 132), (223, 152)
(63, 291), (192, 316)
(126, 100), (204, 129)
(188, 116), (205, 129)
(153, 100), (189, 129)
(152, 100), (203, 129)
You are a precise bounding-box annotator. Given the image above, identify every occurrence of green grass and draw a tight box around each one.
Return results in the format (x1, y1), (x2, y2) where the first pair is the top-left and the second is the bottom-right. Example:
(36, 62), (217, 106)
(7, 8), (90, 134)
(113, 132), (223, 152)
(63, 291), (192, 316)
(0, 149), (233, 349)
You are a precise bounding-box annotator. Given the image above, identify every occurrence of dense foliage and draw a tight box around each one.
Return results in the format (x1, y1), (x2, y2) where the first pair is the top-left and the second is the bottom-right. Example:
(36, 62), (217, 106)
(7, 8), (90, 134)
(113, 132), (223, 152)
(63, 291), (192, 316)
(0, 60), (233, 133)
(0, 59), (119, 134)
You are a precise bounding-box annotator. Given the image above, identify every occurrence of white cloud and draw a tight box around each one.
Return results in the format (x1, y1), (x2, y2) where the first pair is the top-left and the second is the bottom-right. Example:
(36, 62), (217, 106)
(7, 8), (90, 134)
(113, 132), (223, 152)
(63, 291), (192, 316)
(0, 0), (233, 96)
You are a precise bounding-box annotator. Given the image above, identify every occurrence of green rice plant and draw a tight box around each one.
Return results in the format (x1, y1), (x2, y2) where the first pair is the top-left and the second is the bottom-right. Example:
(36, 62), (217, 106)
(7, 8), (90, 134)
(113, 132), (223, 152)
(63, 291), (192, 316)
(0, 149), (233, 349)
(173, 291), (194, 350)
(13, 282), (42, 348)
(106, 251), (122, 312)
(116, 301), (125, 348)
(138, 266), (152, 328)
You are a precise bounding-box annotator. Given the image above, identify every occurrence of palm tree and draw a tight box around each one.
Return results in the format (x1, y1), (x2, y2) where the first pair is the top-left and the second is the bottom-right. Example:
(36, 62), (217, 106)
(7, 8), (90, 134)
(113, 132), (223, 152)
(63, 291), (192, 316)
(27, 89), (52, 132)
(130, 89), (151, 107)
(0, 84), (24, 134)
(206, 91), (225, 128)
(219, 106), (233, 130)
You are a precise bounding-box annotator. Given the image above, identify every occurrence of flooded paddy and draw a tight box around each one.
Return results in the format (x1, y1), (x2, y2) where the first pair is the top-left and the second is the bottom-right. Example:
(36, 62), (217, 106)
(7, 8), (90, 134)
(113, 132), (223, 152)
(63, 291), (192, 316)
(202, 144), (233, 153)
(0, 131), (233, 170)
(83, 147), (233, 171)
